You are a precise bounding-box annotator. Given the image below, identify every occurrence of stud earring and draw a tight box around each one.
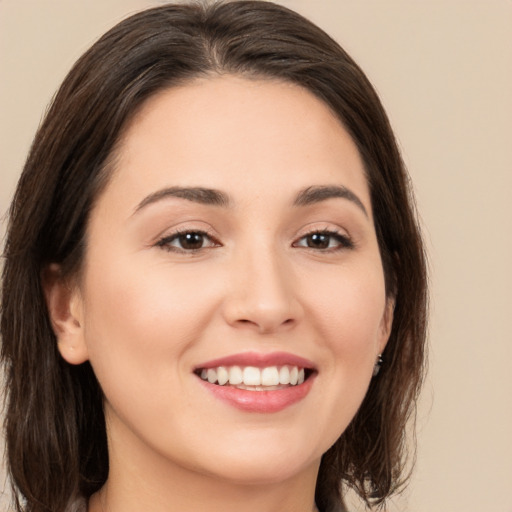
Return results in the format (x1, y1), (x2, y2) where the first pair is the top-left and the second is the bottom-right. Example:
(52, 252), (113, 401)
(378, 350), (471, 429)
(372, 354), (383, 377)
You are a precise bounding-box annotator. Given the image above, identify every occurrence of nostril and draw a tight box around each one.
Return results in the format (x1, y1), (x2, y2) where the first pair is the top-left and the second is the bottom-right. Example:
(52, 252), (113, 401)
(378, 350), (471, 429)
(234, 317), (296, 333)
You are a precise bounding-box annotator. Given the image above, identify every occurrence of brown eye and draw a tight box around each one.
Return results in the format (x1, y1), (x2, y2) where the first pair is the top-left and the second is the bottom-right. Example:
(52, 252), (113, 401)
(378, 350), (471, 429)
(177, 232), (205, 250)
(293, 231), (354, 251)
(156, 230), (218, 253)
(306, 233), (330, 249)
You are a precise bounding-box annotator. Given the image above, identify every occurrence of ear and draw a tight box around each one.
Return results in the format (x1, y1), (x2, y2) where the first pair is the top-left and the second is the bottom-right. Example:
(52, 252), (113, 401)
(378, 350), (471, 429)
(378, 296), (395, 354)
(42, 264), (89, 365)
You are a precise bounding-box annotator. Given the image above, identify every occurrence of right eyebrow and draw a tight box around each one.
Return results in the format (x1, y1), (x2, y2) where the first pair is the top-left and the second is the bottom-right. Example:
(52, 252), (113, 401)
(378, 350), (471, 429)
(133, 186), (231, 215)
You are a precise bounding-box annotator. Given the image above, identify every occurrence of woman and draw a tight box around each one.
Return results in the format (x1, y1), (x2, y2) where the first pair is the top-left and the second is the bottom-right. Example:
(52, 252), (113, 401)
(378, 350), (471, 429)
(1, 2), (427, 511)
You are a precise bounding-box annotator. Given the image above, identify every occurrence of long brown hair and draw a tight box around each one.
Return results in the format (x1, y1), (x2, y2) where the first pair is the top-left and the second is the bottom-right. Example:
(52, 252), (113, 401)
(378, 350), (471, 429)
(1, 2), (428, 511)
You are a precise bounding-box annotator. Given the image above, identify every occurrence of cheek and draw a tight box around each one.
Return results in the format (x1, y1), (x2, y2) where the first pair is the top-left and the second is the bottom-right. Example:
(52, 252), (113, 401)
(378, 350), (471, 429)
(78, 254), (227, 450)
(300, 258), (387, 434)
(306, 259), (387, 354)
(80, 250), (216, 389)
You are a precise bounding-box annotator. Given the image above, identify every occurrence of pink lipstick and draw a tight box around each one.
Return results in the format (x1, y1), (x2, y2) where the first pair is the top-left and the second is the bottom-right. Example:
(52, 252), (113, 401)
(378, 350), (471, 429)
(194, 351), (316, 413)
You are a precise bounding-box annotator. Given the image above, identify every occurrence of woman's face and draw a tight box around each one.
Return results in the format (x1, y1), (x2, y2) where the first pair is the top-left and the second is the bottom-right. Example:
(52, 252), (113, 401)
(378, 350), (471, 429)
(62, 76), (392, 486)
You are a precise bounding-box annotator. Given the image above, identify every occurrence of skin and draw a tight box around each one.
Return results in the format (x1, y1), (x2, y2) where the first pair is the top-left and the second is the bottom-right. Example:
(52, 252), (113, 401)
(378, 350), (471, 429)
(45, 76), (393, 512)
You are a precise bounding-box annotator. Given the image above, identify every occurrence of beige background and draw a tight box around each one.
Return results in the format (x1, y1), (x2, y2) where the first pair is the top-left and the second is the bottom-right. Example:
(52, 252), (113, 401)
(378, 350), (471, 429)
(1, 1), (511, 511)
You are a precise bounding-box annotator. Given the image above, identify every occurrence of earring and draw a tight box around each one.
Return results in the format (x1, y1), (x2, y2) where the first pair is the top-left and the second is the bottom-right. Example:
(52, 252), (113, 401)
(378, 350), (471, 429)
(372, 354), (383, 377)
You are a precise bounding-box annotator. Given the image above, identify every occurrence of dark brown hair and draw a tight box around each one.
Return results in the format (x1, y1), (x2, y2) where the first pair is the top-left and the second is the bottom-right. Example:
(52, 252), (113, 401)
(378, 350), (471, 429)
(1, 2), (427, 511)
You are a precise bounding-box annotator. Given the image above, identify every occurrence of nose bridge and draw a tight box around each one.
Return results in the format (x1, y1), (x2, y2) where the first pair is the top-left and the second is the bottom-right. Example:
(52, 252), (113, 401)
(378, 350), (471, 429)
(223, 235), (299, 333)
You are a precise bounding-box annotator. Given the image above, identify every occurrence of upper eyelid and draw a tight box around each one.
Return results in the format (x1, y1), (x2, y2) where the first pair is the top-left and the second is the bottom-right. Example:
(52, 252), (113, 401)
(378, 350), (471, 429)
(295, 229), (352, 241)
(156, 229), (352, 253)
(153, 221), (219, 241)
(295, 224), (350, 239)
(298, 226), (344, 236)
(158, 228), (218, 244)
(152, 220), (354, 247)
(155, 230), (220, 254)
(159, 226), (347, 240)
(292, 227), (355, 250)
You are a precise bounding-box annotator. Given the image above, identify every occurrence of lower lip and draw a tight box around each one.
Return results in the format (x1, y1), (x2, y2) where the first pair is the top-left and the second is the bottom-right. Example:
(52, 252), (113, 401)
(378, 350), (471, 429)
(197, 374), (316, 413)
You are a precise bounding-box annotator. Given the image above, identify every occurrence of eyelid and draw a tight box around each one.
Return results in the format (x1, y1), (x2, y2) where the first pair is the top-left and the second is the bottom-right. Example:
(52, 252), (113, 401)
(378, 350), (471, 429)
(151, 219), (219, 245)
(155, 226), (221, 254)
(292, 226), (355, 251)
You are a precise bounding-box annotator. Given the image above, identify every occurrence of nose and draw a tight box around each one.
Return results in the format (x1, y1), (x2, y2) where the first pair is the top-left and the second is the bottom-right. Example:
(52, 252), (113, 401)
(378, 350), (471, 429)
(221, 246), (302, 334)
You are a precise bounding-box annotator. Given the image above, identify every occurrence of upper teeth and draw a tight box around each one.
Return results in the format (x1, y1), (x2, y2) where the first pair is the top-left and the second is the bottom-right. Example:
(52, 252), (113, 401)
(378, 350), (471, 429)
(199, 365), (306, 387)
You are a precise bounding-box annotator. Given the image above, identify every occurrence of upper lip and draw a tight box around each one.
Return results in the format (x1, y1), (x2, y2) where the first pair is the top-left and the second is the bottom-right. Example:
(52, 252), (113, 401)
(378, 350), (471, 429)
(194, 351), (316, 370)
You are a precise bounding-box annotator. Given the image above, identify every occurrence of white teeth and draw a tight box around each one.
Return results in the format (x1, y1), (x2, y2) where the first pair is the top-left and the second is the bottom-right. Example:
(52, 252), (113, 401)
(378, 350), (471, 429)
(289, 366), (299, 385)
(198, 365), (308, 388)
(207, 368), (217, 384)
(279, 366), (290, 384)
(229, 366), (243, 385)
(243, 366), (261, 386)
(261, 366), (279, 386)
(217, 366), (229, 386)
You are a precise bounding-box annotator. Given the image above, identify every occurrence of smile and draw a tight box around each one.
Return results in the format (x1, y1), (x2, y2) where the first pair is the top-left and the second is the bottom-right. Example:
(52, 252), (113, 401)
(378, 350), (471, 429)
(194, 352), (316, 413)
(197, 365), (308, 390)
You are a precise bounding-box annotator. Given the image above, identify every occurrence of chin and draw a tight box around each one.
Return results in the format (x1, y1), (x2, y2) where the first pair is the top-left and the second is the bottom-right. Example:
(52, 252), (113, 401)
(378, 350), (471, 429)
(199, 452), (320, 487)
(179, 428), (327, 487)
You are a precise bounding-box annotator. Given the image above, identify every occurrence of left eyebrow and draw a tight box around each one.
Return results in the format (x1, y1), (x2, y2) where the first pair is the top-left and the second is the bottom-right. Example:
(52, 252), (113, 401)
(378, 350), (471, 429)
(293, 185), (368, 217)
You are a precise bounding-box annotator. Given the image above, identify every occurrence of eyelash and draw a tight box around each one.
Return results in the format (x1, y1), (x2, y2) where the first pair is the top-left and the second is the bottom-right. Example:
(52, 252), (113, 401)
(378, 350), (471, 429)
(292, 229), (354, 252)
(155, 229), (220, 254)
(155, 228), (354, 254)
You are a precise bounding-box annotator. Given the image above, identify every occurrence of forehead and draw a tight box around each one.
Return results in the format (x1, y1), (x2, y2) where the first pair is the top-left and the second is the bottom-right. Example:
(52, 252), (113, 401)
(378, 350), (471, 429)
(100, 75), (371, 213)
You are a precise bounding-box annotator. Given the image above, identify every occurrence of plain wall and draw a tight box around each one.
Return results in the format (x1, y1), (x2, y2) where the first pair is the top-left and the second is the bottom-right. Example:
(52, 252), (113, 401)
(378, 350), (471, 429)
(1, 1), (511, 511)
